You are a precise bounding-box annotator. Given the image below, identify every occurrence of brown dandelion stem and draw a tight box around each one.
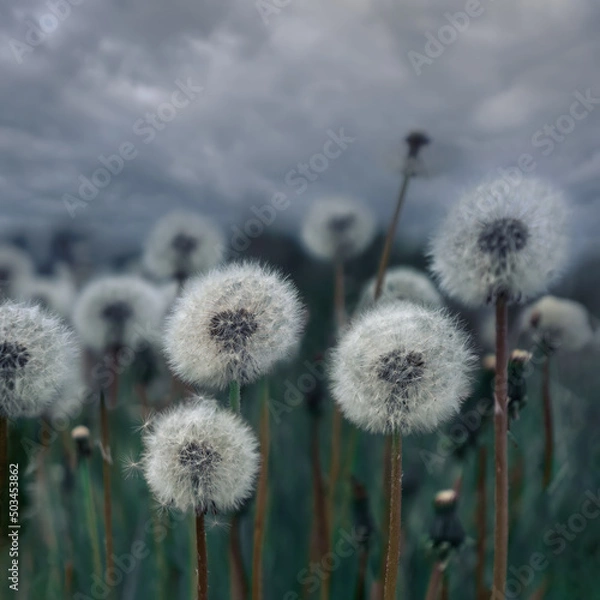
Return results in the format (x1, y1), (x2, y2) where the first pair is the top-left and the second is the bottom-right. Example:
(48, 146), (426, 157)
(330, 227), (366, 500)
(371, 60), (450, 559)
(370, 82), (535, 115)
(334, 259), (346, 331)
(542, 357), (554, 490)
(491, 294), (509, 599)
(99, 392), (114, 582)
(196, 511), (209, 600)
(355, 546), (369, 600)
(476, 445), (488, 600)
(252, 379), (271, 600)
(383, 431), (403, 600)
(0, 415), (8, 540)
(378, 435), (393, 588)
(229, 380), (241, 414)
(374, 172), (412, 299)
(425, 562), (444, 600)
(311, 414), (329, 557)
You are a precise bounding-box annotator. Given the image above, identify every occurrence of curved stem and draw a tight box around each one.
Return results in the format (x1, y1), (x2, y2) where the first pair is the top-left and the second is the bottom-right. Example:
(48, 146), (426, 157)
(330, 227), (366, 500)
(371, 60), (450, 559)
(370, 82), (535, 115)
(196, 512), (208, 600)
(252, 380), (271, 600)
(383, 432), (403, 600)
(542, 358), (553, 490)
(491, 295), (509, 598)
(229, 381), (241, 414)
(373, 174), (412, 300)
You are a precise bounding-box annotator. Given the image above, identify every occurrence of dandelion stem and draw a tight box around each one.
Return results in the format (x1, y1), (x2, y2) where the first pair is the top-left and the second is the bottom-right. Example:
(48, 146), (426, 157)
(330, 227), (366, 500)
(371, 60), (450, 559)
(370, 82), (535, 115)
(383, 431), (402, 600)
(0, 415), (7, 540)
(229, 380), (241, 414)
(310, 412), (329, 558)
(542, 357), (554, 490)
(252, 379), (271, 600)
(109, 348), (120, 409)
(491, 294), (509, 598)
(334, 259), (346, 331)
(354, 546), (368, 600)
(374, 173), (412, 300)
(425, 562), (444, 600)
(229, 513), (248, 600)
(196, 511), (209, 600)
(99, 392), (114, 584)
(476, 445), (488, 600)
(79, 455), (103, 585)
(378, 435), (393, 589)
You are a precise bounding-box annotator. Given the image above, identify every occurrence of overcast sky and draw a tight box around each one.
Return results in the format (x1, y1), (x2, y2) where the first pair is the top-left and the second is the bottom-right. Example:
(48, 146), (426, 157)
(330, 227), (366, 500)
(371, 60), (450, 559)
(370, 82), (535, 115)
(1, 0), (599, 259)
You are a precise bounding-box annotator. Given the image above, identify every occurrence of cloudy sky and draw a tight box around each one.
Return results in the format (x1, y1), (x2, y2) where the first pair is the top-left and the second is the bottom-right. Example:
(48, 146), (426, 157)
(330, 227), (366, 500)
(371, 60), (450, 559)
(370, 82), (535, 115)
(1, 0), (599, 259)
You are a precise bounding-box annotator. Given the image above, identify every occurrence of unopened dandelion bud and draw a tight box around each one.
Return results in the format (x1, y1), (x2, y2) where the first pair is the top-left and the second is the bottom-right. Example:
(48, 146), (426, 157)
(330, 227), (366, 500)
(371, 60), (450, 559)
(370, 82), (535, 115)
(71, 425), (91, 457)
(429, 489), (465, 562)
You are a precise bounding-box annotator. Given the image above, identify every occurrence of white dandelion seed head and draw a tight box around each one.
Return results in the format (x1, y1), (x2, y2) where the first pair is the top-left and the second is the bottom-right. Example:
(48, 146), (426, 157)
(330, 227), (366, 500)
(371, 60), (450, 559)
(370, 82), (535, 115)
(0, 301), (80, 418)
(301, 196), (376, 261)
(142, 398), (259, 513)
(73, 275), (163, 353)
(18, 273), (76, 320)
(357, 267), (443, 313)
(164, 262), (305, 389)
(520, 295), (594, 353)
(429, 178), (569, 307)
(0, 245), (34, 299)
(143, 211), (225, 281)
(330, 303), (475, 435)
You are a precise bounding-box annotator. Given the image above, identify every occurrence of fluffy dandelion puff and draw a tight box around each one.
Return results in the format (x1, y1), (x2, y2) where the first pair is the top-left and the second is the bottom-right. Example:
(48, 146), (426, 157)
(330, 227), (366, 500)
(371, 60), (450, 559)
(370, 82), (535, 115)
(0, 245), (34, 299)
(301, 196), (376, 261)
(520, 295), (594, 353)
(0, 301), (79, 418)
(143, 211), (225, 282)
(164, 262), (305, 389)
(330, 303), (475, 435)
(18, 270), (76, 319)
(430, 178), (569, 306)
(357, 267), (443, 312)
(73, 275), (163, 353)
(141, 398), (259, 513)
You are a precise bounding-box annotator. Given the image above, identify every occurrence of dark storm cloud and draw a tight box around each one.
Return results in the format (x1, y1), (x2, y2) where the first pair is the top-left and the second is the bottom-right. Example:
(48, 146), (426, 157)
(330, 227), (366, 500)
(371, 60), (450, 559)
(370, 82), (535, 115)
(0, 0), (599, 257)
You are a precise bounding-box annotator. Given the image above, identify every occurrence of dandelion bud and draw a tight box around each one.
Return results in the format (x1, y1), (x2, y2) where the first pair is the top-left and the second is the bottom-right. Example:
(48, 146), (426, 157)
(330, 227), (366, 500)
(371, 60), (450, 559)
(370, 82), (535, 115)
(429, 489), (465, 562)
(143, 211), (225, 283)
(430, 178), (569, 307)
(164, 262), (305, 389)
(357, 267), (443, 313)
(301, 197), (376, 262)
(141, 398), (259, 513)
(73, 276), (163, 353)
(71, 425), (91, 457)
(520, 295), (594, 354)
(507, 349), (532, 420)
(350, 477), (374, 549)
(330, 303), (475, 435)
(0, 301), (79, 418)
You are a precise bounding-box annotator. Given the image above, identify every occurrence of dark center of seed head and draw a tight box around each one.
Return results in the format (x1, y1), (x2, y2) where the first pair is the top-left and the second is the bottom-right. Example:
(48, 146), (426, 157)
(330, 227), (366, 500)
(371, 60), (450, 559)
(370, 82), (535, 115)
(179, 442), (221, 492)
(376, 350), (425, 398)
(477, 218), (529, 258)
(0, 268), (12, 284)
(172, 233), (199, 256)
(209, 308), (258, 350)
(0, 341), (30, 372)
(101, 301), (133, 325)
(328, 214), (356, 234)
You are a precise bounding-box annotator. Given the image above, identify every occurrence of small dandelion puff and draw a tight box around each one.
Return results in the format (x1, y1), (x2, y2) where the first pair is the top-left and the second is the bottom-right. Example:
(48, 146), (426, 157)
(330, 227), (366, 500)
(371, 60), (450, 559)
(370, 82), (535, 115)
(18, 271), (76, 319)
(357, 267), (443, 312)
(520, 295), (594, 353)
(301, 196), (376, 262)
(0, 245), (34, 299)
(164, 262), (305, 389)
(73, 275), (163, 353)
(429, 178), (569, 307)
(0, 301), (79, 418)
(143, 211), (225, 282)
(330, 303), (475, 435)
(141, 397), (260, 514)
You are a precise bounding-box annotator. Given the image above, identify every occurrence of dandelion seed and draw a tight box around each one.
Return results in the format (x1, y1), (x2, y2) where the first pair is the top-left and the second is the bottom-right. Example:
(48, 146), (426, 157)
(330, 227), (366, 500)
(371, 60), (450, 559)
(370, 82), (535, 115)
(357, 267), (443, 312)
(429, 178), (569, 306)
(73, 275), (163, 353)
(141, 398), (260, 514)
(164, 262), (305, 389)
(330, 303), (475, 435)
(143, 211), (225, 284)
(301, 197), (376, 262)
(0, 301), (79, 418)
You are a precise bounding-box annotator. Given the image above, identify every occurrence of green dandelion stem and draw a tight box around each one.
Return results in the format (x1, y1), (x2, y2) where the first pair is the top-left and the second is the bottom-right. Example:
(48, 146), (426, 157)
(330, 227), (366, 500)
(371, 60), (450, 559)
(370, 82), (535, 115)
(229, 380), (241, 414)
